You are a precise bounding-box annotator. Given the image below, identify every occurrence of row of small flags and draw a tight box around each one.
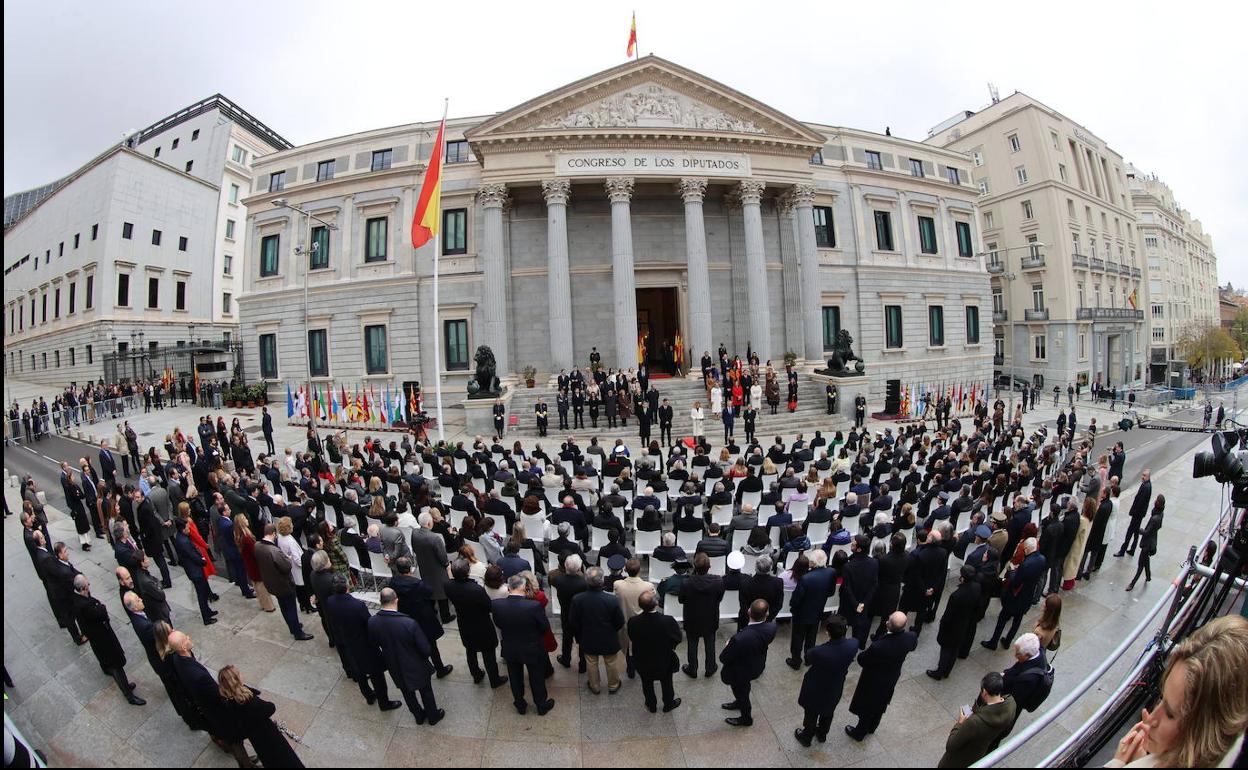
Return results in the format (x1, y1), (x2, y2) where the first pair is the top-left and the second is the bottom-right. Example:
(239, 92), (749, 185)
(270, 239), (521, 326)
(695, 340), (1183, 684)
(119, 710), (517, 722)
(899, 380), (994, 420)
(286, 382), (419, 425)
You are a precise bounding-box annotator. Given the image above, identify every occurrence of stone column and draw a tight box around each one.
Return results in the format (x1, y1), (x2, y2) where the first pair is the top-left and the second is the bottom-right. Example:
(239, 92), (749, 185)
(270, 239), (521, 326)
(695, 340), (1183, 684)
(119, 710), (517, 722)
(678, 178), (712, 367)
(737, 180), (771, 362)
(606, 177), (639, 370)
(791, 183), (824, 362)
(477, 182), (510, 375)
(776, 193), (804, 361)
(542, 179), (574, 372)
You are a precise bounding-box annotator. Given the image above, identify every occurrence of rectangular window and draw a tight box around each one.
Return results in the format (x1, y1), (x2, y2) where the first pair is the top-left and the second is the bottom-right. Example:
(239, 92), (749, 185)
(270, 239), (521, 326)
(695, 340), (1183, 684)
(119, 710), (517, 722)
(928, 305), (945, 346)
(152, 229), (162, 246)
(147, 277), (159, 308)
(1151, 304), (1163, 318)
(192, 129), (199, 141)
(310, 226), (330, 269)
(122, 222), (133, 239)
(58, 242), (64, 257)
(269, 171), (285, 192)
(117, 274), (130, 307)
(444, 319), (469, 370)
(223, 254), (233, 275)
(222, 293), (232, 315)
(54, 351), (59, 368)
(225, 219), (236, 239)
(1008, 134), (1021, 152)
(909, 158), (924, 177)
(175, 280), (186, 311)
(364, 325), (388, 374)
(185, 160), (193, 173)
(993, 288), (1004, 314)
(316, 160), (335, 182)
(809, 150), (823, 165)
(260, 234), (280, 276)
(53, 289), (60, 318)
(884, 305), (903, 348)
(442, 208), (467, 254)
(371, 149), (393, 172)
(865, 150), (883, 170)
(154, 146), (161, 158)
(445, 140), (470, 164)
(178, 236), (188, 251)
(308, 329), (329, 377)
(172, 138), (179, 149)
(1021, 200), (1034, 220)
(231, 145), (246, 164)
(1058, 163), (1068, 182)
(1032, 284), (1045, 311)
(68, 283), (76, 314)
(85, 275), (93, 309)
(69, 348), (75, 367)
(955, 221), (973, 257)
(86, 344), (93, 364)
(978, 179), (989, 196)
(821, 306), (841, 350)
(972, 150), (983, 167)
(813, 206), (835, 248)
(1079, 333), (1087, 359)
(966, 306), (980, 344)
(918, 215), (938, 254)
(946, 166), (960, 184)
(91, 224), (98, 240)
(1051, 130), (1060, 149)
(873, 210), (894, 251)
(1033, 334), (1047, 360)
(259, 334), (278, 379)
(228, 184), (239, 204)
(1015, 166), (1028, 185)
(364, 217), (388, 262)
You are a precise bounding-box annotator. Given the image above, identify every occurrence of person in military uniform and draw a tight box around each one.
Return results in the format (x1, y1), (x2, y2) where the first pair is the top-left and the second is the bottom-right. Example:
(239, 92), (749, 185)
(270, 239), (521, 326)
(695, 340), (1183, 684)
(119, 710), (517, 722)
(826, 383), (838, 415)
(493, 399), (506, 437)
(743, 404), (758, 445)
(557, 390), (570, 431)
(572, 389), (586, 429)
(534, 399), (549, 437)
(854, 394), (867, 428)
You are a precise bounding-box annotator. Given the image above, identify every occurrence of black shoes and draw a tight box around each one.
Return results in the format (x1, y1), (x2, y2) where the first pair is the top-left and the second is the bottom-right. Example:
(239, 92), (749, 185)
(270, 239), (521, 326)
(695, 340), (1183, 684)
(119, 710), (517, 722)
(721, 701), (741, 710)
(536, 699), (555, 716)
(926, 669), (946, 680)
(785, 658), (801, 670)
(980, 640), (997, 650)
(725, 716), (753, 727)
(705, 665), (717, 678)
(490, 677), (508, 689)
(426, 708), (445, 726)
(203, 617), (218, 626)
(557, 656), (571, 669)
(126, 693), (146, 706)
(294, 632), (314, 641)
(682, 664), (697, 678)
(379, 700), (402, 712)
(844, 725), (865, 742)
(662, 698), (682, 713)
(646, 702), (657, 714)
(794, 728), (814, 747)
(436, 665), (454, 679)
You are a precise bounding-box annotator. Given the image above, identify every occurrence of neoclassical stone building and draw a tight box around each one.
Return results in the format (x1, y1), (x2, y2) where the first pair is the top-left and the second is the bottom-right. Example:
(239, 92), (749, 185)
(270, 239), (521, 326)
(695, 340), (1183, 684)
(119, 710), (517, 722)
(239, 57), (991, 407)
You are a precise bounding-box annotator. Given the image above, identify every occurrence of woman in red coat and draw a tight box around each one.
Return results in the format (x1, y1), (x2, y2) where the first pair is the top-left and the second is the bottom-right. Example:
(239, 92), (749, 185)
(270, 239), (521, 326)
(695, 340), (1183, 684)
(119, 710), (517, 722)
(235, 516), (274, 612)
(522, 571), (557, 679)
(176, 502), (216, 579)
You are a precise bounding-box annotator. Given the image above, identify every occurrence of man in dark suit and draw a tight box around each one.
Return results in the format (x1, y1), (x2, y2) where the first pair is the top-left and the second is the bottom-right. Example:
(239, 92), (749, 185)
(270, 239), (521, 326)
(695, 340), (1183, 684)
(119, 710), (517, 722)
(567, 566), (625, 695)
(787, 548), (836, 668)
(116, 560), (171, 624)
(794, 614), (859, 746)
(927, 565), (982, 680)
(679, 553), (725, 678)
(388, 558), (454, 677)
(720, 598), (778, 727)
(840, 534), (879, 648)
(44, 541), (86, 644)
(410, 513), (454, 622)
(72, 574), (146, 705)
(534, 399), (549, 437)
(550, 554), (589, 672)
(982, 538), (1046, 650)
(261, 406), (275, 455)
(658, 399), (674, 446)
(368, 587), (444, 726)
(112, 520), (143, 575)
(99, 440), (120, 491)
(1002, 633), (1051, 719)
(324, 575), (402, 711)
(492, 574), (556, 715)
(846, 611), (918, 741)
(1115, 470), (1152, 557)
(628, 590), (682, 713)
(737, 555), (783, 630)
(132, 488), (173, 587)
(172, 519), (218, 625)
(444, 560), (507, 688)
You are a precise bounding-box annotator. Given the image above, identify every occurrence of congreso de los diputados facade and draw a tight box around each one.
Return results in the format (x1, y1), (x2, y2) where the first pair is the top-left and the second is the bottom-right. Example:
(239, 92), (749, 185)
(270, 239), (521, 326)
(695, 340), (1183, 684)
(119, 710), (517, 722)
(239, 56), (992, 412)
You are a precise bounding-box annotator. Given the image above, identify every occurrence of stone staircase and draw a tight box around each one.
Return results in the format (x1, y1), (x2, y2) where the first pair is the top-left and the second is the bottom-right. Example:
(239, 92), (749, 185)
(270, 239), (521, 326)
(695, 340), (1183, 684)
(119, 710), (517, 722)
(503, 374), (851, 441)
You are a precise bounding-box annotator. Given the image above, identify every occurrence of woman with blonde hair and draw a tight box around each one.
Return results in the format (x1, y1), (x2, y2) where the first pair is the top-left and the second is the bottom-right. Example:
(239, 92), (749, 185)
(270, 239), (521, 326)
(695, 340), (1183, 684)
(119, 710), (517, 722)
(367, 495), (386, 522)
(276, 516), (313, 613)
(1032, 593), (1062, 651)
(1109, 615), (1248, 767)
(1061, 496), (1095, 590)
(216, 665), (303, 768)
(690, 400), (705, 440)
(235, 515), (275, 611)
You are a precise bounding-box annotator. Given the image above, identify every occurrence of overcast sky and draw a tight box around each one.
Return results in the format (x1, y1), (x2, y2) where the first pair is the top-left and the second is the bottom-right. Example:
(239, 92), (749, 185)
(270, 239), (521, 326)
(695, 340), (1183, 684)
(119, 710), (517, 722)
(5, 0), (1244, 286)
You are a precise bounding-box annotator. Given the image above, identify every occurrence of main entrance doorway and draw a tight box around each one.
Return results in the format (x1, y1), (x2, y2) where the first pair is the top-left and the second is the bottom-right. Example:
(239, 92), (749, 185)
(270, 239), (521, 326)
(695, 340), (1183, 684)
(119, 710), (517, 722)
(636, 287), (681, 376)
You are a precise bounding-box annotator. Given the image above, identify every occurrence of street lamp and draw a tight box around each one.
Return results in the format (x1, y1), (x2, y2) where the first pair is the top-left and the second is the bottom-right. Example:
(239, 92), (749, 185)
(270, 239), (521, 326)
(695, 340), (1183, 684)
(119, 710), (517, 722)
(977, 242), (1045, 417)
(271, 199), (339, 438)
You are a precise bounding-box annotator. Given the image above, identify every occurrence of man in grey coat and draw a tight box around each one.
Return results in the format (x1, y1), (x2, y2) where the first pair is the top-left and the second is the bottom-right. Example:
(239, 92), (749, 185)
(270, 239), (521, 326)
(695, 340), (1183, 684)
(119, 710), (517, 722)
(146, 475), (178, 566)
(411, 512), (454, 623)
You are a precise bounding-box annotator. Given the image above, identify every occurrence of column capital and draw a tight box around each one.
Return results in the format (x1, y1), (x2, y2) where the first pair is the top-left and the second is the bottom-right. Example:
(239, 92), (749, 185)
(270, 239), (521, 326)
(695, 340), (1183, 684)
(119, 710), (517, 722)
(677, 177), (708, 204)
(776, 191), (796, 217)
(477, 182), (509, 208)
(790, 183), (817, 207)
(541, 179), (571, 206)
(735, 180), (766, 205)
(604, 177), (635, 203)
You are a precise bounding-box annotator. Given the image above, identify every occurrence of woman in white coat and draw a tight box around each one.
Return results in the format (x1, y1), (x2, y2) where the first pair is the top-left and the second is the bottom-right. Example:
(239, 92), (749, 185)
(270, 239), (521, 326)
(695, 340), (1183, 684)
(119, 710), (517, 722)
(710, 385), (723, 419)
(690, 401), (705, 440)
(749, 382), (762, 410)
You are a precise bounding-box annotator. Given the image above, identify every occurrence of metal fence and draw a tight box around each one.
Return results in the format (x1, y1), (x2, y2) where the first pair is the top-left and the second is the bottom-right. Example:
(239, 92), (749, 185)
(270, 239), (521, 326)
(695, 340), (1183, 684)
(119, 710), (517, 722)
(4, 393), (201, 445)
(101, 340), (244, 386)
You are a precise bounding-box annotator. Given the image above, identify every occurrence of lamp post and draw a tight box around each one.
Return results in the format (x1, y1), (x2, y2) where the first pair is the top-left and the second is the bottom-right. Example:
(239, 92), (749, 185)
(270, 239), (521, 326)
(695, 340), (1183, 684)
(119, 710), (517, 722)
(187, 323), (196, 403)
(271, 198), (338, 438)
(977, 242), (1045, 417)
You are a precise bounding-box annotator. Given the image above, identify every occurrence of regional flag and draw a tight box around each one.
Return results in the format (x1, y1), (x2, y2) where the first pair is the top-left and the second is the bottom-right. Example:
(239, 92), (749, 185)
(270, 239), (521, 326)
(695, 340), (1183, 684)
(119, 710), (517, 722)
(330, 386), (339, 421)
(411, 118), (446, 250)
(626, 12), (637, 58)
(286, 382), (294, 419)
(379, 386), (388, 424)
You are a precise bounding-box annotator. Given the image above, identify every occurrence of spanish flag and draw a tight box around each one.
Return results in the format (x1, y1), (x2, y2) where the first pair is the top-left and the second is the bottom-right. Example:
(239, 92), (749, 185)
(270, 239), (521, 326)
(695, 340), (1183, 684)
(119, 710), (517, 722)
(1127, 288), (1138, 310)
(626, 12), (637, 58)
(411, 117), (446, 250)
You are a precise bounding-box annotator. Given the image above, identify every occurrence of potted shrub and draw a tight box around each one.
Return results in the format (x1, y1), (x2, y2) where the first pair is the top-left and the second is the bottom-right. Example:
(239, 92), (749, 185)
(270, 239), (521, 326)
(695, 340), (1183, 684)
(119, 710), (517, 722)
(783, 350), (798, 369)
(523, 365), (537, 388)
(250, 384), (268, 406)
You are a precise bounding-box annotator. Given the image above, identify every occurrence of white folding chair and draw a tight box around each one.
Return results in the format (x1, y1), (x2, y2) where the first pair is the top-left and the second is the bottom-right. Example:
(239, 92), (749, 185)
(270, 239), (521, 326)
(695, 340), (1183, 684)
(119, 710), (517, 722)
(761, 473), (778, 489)
(740, 490), (761, 510)
(588, 454), (602, 472)
(439, 485), (454, 505)
(769, 527), (784, 549)
(501, 496), (518, 514)
(777, 587), (795, 619)
(520, 513), (547, 543)
(719, 589), (740, 620)
(468, 539), (487, 563)
(664, 597), (683, 622)
(784, 550), (801, 569)
(654, 489), (669, 512)
(345, 547), (375, 590)
(710, 504), (733, 526)
(806, 520), (831, 545)
(648, 556), (675, 583)
(369, 552), (393, 584)
(449, 508), (467, 531)
(591, 526), (613, 552)
(740, 552), (757, 575)
(676, 529), (701, 552)
(561, 460), (574, 476)
(707, 555), (727, 575)
(544, 486), (563, 507)
(634, 528), (661, 555)
(781, 486), (796, 503)
(788, 498), (810, 522)
(453, 458), (468, 475)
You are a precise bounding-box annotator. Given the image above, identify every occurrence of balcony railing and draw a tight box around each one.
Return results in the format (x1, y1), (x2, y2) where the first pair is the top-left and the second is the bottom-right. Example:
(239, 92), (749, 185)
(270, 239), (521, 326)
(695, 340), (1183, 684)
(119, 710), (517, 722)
(1076, 307), (1145, 321)
(1090, 257), (1106, 271)
(993, 310), (1008, 323)
(1120, 263), (1133, 277)
(1071, 253), (1090, 269)
(993, 355), (1004, 366)
(1106, 261), (1120, 274)
(1024, 308), (1050, 322)
(987, 262), (1005, 275)
(1020, 252), (1046, 269)
(1131, 266), (1142, 278)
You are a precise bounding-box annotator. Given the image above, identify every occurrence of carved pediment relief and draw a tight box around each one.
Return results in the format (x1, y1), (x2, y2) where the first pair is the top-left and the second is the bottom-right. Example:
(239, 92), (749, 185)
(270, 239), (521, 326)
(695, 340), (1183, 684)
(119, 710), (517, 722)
(534, 82), (766, 134)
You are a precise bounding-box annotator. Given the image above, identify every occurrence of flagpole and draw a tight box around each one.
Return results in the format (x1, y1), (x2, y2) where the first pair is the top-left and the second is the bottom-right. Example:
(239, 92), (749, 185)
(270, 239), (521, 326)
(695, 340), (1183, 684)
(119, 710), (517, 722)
(431, 99), (449, 443)
(633, 11), (638, 60)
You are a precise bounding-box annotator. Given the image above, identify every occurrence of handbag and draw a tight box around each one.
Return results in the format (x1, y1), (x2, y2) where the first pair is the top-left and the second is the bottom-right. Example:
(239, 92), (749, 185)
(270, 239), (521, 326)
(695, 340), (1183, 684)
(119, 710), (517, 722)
(1046, 627), (1062, 651)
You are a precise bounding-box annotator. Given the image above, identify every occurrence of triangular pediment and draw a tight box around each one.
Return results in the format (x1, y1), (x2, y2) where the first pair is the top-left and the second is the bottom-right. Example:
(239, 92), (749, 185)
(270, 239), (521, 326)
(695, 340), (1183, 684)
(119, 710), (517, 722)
(467, 56), (825, 148)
